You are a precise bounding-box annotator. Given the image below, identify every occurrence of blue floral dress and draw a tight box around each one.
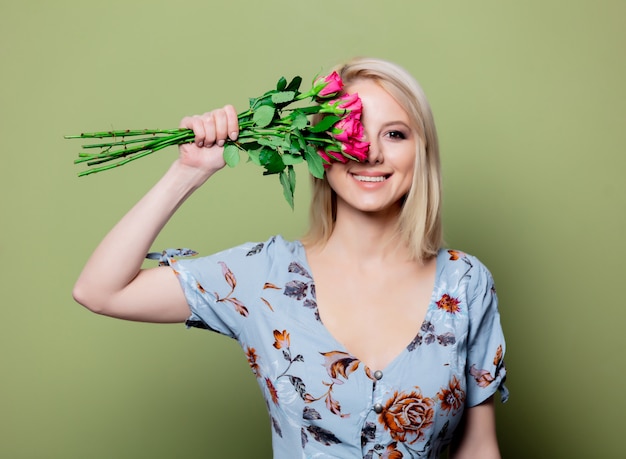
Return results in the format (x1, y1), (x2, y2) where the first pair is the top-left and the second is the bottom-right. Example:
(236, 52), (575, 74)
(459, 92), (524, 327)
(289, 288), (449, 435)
(160, 236), (508, 458)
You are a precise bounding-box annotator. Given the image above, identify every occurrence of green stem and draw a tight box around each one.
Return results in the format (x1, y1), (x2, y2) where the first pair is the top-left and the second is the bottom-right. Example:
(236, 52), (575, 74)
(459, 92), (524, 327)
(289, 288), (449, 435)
(75, 131), (192, 166)
(64, 128), (189, 139)
(79, 135), (172, 149)
(77, 140), (179, 176)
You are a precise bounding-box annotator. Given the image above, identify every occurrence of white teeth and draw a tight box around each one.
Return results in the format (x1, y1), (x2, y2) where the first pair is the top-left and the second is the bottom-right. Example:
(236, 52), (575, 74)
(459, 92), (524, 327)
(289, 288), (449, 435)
(353, 175), (386, 182)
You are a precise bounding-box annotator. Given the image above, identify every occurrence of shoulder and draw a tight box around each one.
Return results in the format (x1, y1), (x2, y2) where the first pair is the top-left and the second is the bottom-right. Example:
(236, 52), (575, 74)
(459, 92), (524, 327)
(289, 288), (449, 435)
(232, 235), (303, 261)
(437, 248), (493, 278)
(171, 235), (305, 299)
(185, 235), (304, 275)
(436, 248), (496, 301)
(182, 235), (300, 260)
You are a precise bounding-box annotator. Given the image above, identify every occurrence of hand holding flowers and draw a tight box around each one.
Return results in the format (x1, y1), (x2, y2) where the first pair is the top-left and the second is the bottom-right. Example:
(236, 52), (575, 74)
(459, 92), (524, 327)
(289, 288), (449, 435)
(176, 104), (240, 179)
(66, 72), (369, 208)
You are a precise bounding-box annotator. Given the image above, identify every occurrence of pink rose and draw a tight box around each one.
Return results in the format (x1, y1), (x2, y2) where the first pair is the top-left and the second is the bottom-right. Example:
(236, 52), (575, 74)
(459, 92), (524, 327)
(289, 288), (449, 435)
(317, 147), (349, 169)
(327, 149), (349, 164)
(316, 148), (333, 169)
(341, 139), (369, 162)
(332, 113), (364, 143)
(315, 90), (369, 167)
(321, 92), (363, 116)
(316, 71), (343, 98)
(334, 92), (362, 113)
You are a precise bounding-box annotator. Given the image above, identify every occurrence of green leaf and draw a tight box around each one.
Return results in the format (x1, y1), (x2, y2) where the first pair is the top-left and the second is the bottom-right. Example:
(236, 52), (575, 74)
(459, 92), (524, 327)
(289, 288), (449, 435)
(259, 148), (285, 173)
(304, 144), (325, 179)
(258, 136), (289, 149)
(297, 105), (322, 115)
(246, 147), (262, 166)
(223, 143), (240, 168)
(288, 164), (296, 192)
(294, 132), (307, 150)
(310, 115), (340, 133)
(271, 91), (296, 104)
(289, 133), (307, 154)
(276, 76), (287, 91)
(280, 169), (295, 209)
(286, 76), (302, 92)
(288, 135), (301, 153)
(237, 139), (261, 151)
(253, 105), (276, 128)
(282, 153), (304, 165)
(291, 110), (309, 130)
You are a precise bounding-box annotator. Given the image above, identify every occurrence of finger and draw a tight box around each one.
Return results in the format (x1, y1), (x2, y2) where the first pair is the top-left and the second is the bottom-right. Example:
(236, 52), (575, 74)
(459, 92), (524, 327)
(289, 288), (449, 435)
(200, 112), (216, 148)
(191, 116), (208, 148)
(212, 109), (230, 147)
(179, 115), (194, 130)
(223, 105), (239, 141)
(179, 115), (208, 148)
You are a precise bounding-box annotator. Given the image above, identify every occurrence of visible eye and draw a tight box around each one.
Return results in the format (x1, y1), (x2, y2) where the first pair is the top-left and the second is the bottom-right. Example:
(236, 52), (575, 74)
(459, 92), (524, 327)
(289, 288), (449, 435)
(386, 130), (407, 140)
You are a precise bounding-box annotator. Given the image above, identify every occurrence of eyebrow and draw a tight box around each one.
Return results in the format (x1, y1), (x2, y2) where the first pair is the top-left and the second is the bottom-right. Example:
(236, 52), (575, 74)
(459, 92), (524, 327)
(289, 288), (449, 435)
(379, 120), (412, 130)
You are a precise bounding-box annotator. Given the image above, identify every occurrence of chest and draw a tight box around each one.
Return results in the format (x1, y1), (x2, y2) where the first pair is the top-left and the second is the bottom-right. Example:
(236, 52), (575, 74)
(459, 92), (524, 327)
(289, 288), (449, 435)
(309, 258), (437, 371)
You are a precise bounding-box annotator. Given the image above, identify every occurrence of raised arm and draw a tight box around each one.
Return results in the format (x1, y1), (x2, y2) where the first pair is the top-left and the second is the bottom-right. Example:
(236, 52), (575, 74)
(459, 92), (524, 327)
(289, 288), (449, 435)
(72, 106), (239, 323)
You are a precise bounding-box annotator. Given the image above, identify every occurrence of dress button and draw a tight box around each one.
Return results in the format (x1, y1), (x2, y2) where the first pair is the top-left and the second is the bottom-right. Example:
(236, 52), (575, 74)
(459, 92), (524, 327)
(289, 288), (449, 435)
(373, 403), (383, 414)
(373, 370), (383, 380)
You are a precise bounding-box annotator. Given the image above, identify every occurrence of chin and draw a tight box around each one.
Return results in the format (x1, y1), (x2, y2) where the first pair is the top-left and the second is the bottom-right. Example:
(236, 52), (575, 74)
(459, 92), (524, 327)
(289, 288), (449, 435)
(345, 199), (403, 215)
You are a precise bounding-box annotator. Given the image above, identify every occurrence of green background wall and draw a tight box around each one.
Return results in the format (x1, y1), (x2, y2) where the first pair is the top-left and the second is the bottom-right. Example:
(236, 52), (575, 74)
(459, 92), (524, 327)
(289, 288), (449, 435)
(1, 1), (624, 457)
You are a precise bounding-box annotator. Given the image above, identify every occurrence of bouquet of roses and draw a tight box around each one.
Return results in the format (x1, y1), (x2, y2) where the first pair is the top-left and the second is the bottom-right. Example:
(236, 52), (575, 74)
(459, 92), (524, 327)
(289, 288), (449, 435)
(66, 72), (369, 208)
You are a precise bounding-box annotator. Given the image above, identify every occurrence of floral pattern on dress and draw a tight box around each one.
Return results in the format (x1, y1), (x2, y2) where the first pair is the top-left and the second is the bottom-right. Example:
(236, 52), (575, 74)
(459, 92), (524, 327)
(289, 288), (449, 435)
(284, 261), (319, 320)
(213, 261), (249, 316)
(363, 375), (466, 458)
(437, 376), (465, 413)
(363, 441), (404, 459)
(305, 350), (372, 419)
(470, 344), (506, 388)
(380, 388), (435, 445)
(167, 236), (507, 458)
(406, 321), (456, 351)
(436, 294), (461, 314)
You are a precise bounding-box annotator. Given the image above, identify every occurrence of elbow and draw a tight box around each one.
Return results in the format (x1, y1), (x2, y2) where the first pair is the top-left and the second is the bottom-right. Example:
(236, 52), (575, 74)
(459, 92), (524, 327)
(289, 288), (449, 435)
(72, 280), (107, 315)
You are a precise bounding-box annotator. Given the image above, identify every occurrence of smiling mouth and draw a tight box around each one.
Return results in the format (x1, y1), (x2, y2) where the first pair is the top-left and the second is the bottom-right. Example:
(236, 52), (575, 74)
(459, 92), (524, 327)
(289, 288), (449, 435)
(352, 174), (389, 182)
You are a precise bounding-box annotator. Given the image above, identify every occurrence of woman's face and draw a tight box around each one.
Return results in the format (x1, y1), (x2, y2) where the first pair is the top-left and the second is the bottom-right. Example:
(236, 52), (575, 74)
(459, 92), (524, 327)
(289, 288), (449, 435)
(326, 79), (417, 215)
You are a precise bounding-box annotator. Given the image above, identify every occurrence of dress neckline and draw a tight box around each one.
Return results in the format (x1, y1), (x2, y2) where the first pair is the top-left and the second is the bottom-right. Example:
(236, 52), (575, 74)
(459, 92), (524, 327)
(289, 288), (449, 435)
(293, 240), (445, 374)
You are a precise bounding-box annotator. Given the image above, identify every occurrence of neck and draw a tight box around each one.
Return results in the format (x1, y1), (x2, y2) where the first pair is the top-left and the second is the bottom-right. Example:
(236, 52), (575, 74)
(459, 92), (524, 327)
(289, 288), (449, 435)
(319, 203), (411, 264)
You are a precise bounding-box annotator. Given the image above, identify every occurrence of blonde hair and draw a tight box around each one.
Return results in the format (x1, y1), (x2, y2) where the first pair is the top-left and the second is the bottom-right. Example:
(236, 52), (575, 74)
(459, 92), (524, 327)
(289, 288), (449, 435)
(303, 57), (443, 261)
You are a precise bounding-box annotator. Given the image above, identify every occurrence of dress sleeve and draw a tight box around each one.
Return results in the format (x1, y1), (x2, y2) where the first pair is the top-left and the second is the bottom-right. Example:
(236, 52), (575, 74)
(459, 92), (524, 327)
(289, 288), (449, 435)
(165, 240), (271, 339)
(465, 259), (509, 406)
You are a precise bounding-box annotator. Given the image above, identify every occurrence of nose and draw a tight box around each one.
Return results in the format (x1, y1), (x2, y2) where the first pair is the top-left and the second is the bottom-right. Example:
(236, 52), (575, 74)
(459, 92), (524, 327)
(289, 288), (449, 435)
(365, 138), (383, 165)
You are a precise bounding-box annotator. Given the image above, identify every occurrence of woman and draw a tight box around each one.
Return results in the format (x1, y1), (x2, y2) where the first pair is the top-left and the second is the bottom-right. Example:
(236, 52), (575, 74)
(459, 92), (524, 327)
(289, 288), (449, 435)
(73, 57), (507, 458)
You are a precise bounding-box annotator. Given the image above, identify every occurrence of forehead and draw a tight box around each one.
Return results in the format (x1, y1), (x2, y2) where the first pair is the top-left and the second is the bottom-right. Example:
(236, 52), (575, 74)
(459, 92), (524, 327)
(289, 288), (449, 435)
(346, 79), (410, 124)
